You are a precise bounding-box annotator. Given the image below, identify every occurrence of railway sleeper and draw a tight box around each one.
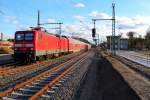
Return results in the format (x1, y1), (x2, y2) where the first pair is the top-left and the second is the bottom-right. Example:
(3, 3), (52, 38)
(26, 83), (45, 88)
(40, 94), (56, 100)
(24, 85), (42, 90)
(44, 90), (56, 96)
(41, 75), (75, 99)
(3, 53), (88, 99)
(31, 81), (49, 85)
(14, 89), (37, 95)
(6, 91), (33, 99)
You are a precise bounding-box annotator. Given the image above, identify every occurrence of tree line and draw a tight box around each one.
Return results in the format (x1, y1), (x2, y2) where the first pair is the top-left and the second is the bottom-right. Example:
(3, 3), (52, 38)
(127, 30), (150, 50)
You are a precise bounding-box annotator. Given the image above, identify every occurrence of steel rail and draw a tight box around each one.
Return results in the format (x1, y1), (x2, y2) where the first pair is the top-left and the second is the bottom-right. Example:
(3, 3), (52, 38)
(29, 56), (87, 100)
(0, 53), (87, 97)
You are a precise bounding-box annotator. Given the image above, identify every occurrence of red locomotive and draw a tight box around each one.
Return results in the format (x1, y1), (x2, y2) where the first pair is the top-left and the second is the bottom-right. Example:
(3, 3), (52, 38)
(14, 28), (91, 62)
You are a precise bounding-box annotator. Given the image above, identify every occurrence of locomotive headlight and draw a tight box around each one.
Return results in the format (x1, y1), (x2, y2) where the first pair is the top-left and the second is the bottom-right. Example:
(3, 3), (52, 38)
(30, 48), (33, 50)
(14, 48), (18, 50)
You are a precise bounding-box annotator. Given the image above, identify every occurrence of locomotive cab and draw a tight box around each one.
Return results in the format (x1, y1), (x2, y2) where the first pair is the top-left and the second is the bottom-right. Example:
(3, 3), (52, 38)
(14, 31), (35, 62)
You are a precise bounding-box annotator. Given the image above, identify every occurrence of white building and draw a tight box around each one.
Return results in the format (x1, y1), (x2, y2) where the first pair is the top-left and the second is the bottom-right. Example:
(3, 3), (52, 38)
(107, 36), (128, 50)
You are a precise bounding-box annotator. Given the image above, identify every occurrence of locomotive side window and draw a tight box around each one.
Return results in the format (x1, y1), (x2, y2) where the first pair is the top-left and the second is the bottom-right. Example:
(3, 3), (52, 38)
(16, 34), (24, 40)
(25, 33), (33, 40)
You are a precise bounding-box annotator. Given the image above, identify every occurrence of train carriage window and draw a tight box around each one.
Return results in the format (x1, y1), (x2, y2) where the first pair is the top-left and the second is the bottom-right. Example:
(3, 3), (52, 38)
(16, 34), (24, 40)
(25, 33), (33, 40)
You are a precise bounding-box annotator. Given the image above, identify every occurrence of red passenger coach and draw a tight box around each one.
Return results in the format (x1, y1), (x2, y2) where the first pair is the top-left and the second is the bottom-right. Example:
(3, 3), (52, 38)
(60, 37), (69, 54)
(14, 28), (91, 63)
(68, 38), (88, 53)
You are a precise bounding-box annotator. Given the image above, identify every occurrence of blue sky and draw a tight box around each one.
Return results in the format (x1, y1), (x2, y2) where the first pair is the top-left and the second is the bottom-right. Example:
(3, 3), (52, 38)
(0, 0), (150, 41)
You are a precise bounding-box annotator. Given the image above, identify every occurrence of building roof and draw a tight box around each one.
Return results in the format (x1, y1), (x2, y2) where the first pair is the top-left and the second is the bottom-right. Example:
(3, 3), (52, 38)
(0, 41), (13, 47)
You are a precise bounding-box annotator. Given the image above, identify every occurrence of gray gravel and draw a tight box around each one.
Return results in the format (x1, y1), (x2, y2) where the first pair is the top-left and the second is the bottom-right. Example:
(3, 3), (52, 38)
(77, 54), (141, 100)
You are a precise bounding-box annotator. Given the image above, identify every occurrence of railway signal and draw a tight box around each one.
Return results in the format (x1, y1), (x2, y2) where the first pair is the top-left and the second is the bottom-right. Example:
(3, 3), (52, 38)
(92, 28), (96, 38)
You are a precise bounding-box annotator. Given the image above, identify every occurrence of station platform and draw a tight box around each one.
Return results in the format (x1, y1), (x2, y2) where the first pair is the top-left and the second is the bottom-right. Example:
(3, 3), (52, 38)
(0, 54), (13, 65)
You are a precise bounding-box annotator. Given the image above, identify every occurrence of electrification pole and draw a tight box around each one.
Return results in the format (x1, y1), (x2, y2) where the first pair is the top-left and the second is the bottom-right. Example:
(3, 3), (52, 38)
(112, 2), (116, 55)
(92, 2), (116, 55)
(37, 10), (40, 28)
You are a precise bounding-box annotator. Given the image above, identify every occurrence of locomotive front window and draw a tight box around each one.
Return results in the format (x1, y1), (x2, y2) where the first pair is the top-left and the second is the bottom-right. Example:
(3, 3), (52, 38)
(16, 34), (24, 40)
(25, 33), (33, 40)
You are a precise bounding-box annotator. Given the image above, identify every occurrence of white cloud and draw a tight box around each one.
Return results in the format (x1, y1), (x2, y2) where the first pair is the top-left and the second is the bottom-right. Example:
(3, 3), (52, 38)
(4, 16), (19, 25)
(89, 11), (111, 19)
(74, 15), (85, 21)
(45, 18), (56, 23)
(116, 15), (150, 37)
(61, 23), (94, 42)
(4, 15), (31, 32)
(74, 3), (85, 8)
(64, 25), (80, 34)
(88, 11), (150, 38)
(117, 16), (150, 30)
(4, 12), (150, 42)
(62, 12), (150, 42)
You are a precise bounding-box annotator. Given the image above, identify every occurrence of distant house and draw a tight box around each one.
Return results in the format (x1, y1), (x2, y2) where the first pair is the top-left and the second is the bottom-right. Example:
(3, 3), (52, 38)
(0, 41), (13, 48)
(106, 36), (128, 50)
(0, 41), (13, 54)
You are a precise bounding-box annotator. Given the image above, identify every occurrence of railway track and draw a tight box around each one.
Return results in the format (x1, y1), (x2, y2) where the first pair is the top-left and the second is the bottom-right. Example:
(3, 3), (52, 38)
(0, 53), (78, 74)
(0, 52), (79, 73)
(103, 51), (150, 80)
(0, 51), (89, 99)
(0, 57), (14, 67)
(0, 52), (82, 92)
(0, 61), (20, 71)
(116, 51), (150, 68)
(114, 55), (150, 80)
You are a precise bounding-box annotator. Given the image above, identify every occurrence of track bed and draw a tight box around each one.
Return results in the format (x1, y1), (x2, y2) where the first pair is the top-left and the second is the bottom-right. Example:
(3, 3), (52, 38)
(0, 51), (93, 99)
(76, 52), (141, 100)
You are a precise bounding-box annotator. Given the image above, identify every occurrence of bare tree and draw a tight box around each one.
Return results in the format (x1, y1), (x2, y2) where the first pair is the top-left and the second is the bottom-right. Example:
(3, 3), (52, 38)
(145, 28), (150, 49)
(127, 31), (136, 50)
(127, 31), (136, 39)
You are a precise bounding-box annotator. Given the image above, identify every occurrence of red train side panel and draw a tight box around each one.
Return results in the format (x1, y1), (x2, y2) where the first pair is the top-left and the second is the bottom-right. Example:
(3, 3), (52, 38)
(14, 28), (91, 62)
(35, 31), (59, 57)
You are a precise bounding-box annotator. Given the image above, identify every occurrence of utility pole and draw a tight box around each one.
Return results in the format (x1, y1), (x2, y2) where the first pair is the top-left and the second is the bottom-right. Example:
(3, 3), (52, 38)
(98, 34), (100, 46)
(59, 23), (62, 36)
(37, 10), (40, 28)
(58, 23), (63, 54)
(112, 2), (116, 55)
(92, 2), (116, 55)
(0, 32), (3, 41)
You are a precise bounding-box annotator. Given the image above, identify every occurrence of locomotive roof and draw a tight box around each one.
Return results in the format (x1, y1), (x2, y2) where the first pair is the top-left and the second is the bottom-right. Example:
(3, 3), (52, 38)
(69, 38), (87, 45)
